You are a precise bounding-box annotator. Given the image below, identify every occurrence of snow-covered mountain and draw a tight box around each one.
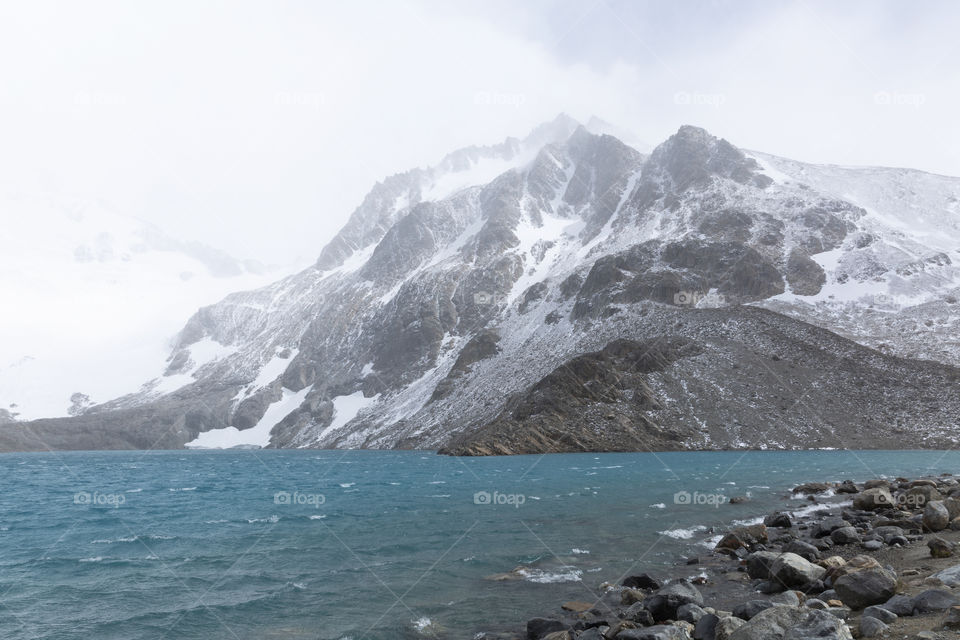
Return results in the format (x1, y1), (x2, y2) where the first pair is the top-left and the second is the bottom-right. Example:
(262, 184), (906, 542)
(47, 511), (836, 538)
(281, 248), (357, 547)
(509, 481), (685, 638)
(1, 116), (957, 451)
(0, 191), (276, 420)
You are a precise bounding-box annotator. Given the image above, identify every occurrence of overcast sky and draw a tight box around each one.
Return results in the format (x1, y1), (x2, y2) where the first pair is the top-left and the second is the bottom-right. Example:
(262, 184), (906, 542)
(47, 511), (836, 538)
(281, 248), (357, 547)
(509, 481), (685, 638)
(1, 0), (957, 265)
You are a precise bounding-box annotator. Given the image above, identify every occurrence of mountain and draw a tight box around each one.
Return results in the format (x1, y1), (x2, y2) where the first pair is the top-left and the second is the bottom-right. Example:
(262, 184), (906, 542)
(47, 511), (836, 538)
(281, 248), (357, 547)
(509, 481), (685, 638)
(0, 190), (276, 420)
(1, 117), (958, 452)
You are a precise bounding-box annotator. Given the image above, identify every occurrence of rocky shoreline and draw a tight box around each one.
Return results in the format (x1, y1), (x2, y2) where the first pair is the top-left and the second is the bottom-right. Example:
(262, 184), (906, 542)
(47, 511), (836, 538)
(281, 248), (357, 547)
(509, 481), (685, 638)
(497, 473), (960, 640)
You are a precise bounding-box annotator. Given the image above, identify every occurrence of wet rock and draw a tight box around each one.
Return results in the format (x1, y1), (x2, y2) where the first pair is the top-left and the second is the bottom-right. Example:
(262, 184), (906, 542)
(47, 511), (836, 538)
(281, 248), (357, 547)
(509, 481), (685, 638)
(745, 551), (781, 580)
(793, 482), (830, 495)
(562, 601), (594, 613)
(833, 568), (898, 609)
(527, 618), (567, 639)
(644, 581), (704, 622)
(836, 480), (859, 494)
(764, 512), (792, 528)
(714, 525), (768, 553)
(623, 574), (663, 591)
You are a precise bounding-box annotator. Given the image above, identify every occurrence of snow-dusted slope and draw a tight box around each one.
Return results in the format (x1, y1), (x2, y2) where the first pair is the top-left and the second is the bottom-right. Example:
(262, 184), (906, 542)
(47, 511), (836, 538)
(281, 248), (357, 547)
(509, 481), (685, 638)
(749, 153), (960, 362)
(2, 118), (958, 452)
(0, 191), (276, 419)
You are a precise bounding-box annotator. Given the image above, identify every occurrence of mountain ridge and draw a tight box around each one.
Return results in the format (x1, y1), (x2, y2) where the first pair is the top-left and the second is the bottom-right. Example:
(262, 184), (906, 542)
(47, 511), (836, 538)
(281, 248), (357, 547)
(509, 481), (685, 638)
(1, 116), (958, 453)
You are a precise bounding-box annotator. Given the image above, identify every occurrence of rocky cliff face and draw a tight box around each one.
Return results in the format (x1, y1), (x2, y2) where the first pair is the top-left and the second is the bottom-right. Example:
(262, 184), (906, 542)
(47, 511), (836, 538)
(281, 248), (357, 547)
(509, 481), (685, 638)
(2, 116), (958, 453)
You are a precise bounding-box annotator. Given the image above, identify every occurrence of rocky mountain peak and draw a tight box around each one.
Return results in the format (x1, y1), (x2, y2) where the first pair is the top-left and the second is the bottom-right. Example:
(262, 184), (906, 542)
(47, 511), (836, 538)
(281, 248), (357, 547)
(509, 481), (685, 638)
(643, 125), (772, 194)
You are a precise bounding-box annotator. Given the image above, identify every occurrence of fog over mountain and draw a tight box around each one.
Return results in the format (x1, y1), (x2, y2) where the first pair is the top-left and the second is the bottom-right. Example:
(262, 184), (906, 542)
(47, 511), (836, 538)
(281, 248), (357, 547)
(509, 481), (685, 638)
(3, 116), (957, 452)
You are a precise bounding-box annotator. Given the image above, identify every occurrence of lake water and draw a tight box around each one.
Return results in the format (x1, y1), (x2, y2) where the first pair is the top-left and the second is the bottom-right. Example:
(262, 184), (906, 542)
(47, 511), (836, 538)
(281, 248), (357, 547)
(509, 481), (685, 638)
(1, 449), (958, 639)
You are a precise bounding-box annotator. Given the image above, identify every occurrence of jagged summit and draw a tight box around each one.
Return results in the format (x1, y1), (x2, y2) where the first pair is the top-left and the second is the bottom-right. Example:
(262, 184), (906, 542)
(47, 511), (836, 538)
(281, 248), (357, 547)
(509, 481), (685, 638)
(2, 117), (958, 452)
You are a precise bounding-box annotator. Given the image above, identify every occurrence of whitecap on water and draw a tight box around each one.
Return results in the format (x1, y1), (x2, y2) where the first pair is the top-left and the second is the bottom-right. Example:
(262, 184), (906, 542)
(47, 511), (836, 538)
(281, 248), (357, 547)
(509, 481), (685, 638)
(659, 525), (707, 540)
(247, 515), (279, 524)
(649, 503), (666, 509)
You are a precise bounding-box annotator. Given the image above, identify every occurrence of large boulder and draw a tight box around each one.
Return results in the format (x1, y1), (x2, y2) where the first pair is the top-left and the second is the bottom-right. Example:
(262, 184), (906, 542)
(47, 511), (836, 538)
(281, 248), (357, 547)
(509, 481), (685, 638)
(714, 616), (746, 640)
(829, 527), (861, 546)
(526, 618), (567, 640)
(923, 500), (950, 532)
(769, 553), (827, 589)
(746, 551), (782, 580)
(833, 568), (898, 610)
(911, 589), (960, 614)
(714, 525), (768, 553)
(623, 574), (663, 590)
(853, 488), (894, 511)
(727, 606), (852, 640)
(644, 581), (704, 621)
(812, 517), (850, 538)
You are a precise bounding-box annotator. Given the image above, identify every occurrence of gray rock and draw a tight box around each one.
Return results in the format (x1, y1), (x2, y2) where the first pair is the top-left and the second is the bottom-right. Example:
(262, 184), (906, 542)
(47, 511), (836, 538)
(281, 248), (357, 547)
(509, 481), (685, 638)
(932, 563), (960, 587)
(714, 616), (746, 640)
(527, 618), (566, 639)
(928, 536), (955, 558)
(923, 500), (950, 532)
(746, 551), (781, 580)
(726, 606), (852, 640)
(858, 616), (887, 638)
(784, 540), (820, 561)
(833, 568), (898, 609)
(769, 553), (827, 588)
(861, 540), (883, 551)
(732, 600), (774, 620)
(693, 613), (718, 640)
(830, 527), (861, 545)
(644, 581), (704, 621)
(677, 603), (707, 624)
(615, 626), (689, 640)
(813, 517), (851, 538)
(911, 589), (959, 614)
(771, 591), (801, 606)
(765, 512), (793, 528)
(853, 488), (894, 511)
(881, 594), (915, 616)
(862, 605), (897, 624)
